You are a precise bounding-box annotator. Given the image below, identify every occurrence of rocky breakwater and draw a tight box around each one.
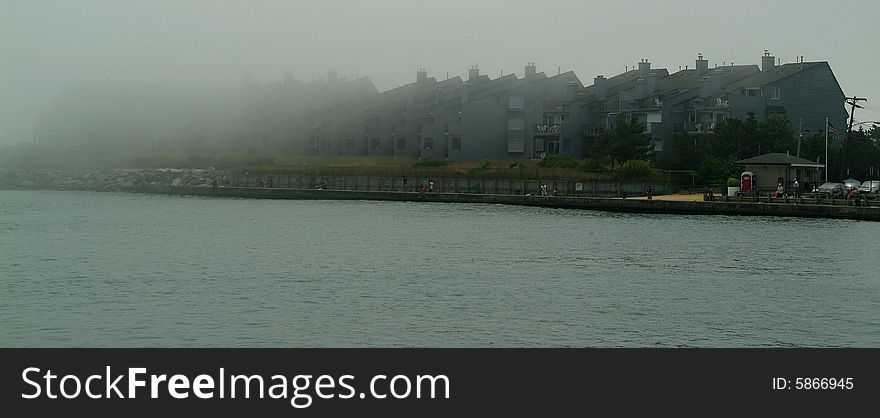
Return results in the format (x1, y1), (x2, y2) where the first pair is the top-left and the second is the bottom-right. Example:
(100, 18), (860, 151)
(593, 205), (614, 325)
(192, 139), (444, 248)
(0, 168), (225, 191)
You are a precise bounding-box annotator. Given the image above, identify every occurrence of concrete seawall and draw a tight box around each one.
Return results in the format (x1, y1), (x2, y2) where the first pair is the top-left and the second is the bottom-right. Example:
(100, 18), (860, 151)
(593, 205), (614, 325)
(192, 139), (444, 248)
(122, 186), (880, 222)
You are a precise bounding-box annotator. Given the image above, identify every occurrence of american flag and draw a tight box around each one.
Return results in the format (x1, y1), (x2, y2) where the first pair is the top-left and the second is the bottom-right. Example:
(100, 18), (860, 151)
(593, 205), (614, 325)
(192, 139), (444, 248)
(828, 122), (839, 138)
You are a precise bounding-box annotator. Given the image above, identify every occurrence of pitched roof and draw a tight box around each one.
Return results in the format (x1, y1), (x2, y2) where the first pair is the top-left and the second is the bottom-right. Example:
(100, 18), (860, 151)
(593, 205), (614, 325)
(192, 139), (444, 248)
(658, 65), (758, 96)
(719, 62), (825, 93)
(735, 152), (824, 167)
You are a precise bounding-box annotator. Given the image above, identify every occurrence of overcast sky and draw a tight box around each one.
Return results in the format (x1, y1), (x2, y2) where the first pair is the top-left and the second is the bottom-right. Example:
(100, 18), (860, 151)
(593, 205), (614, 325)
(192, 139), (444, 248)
(2, 0), (879, 145)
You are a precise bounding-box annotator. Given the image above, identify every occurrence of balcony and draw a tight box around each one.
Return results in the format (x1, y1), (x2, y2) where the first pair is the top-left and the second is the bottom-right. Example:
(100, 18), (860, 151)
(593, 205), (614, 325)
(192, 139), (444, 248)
(534, 124), (561, 137)
(543, 101), (568, 113)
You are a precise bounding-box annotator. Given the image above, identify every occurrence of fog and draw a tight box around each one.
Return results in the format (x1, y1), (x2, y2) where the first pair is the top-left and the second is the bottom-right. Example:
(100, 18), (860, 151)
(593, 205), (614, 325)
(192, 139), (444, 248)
(2, 0), (879, 150)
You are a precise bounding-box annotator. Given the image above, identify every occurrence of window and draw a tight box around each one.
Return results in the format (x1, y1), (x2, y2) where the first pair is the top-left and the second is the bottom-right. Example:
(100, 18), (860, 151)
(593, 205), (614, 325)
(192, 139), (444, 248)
(396, 136), (406, 150)
(423, 137), (433, 150)
(770, 87), (781, 100)
(745, 88), (762, 97)
(451, 136), (462, 150)
(508, 117), (525, 130)
(309, 136), (319, 149)
(508, 132), (525, 153)
(370, 138), (381, 150)
(344, 136), (354, 149)
(508, 138), (524, 153)
(509, 95), (525, 109)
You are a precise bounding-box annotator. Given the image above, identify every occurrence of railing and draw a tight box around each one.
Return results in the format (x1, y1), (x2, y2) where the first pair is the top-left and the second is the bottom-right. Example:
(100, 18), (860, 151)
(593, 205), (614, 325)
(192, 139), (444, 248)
(226, 173), (682, 197)
(534, 124), (560, 135)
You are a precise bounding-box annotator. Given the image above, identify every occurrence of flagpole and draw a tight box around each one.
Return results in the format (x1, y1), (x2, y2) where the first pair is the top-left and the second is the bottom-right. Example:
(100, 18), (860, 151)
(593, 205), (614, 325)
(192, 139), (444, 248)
(825, 117), (829, 183)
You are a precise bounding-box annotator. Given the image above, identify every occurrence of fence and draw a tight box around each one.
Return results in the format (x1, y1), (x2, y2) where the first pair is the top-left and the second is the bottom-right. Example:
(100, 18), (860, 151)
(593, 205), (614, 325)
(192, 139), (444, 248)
(225, 174), (684, 197)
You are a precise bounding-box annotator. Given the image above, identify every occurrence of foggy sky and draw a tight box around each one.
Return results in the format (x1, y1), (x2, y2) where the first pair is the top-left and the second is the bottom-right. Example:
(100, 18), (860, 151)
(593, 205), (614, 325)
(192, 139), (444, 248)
(3, 0), (880, 146)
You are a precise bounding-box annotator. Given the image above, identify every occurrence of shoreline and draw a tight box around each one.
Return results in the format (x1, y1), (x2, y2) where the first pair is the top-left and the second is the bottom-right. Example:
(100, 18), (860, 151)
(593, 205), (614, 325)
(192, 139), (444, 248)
(7, 185), (874, 222)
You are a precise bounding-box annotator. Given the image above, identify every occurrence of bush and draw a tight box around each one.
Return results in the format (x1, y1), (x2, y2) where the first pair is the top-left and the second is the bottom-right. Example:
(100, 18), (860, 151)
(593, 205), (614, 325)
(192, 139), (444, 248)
(413, 157), (447, 168)
(537, 155), (579, 169)
(475, 159), (492, 171)
(616, 160), (652, 179)
(727, 177), (740, 187)
(582, 156), (611, 170)
(508, 161), (526, 169)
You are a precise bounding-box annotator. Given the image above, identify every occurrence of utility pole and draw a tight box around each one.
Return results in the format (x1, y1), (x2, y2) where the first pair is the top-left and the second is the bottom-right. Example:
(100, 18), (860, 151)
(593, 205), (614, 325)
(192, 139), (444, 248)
(841, 96), (867, 179)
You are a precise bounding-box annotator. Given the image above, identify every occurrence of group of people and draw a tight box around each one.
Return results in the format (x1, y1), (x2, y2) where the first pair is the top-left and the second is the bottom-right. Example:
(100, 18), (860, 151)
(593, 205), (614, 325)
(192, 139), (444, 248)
(404, 177), (434, 193)
(255, 177), (273, 188)
(771, 178), (813, 198)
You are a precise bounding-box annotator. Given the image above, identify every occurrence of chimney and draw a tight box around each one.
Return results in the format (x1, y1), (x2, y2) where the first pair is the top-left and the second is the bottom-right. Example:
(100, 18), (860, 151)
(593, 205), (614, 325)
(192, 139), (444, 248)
(594, 75), (607, 101)
(696, 54), (709, 75)
(416, 68), (428, 83)
(762, 50), (775, 72)
(524, 62), (536, 77)
(635, 78), (648, 100)
(647, 71), (659, 94)
(468, 65), (480, 81)
(638, 59), (650, 79)
(699, 76), (712, 98)
(566, 81), (579, 101)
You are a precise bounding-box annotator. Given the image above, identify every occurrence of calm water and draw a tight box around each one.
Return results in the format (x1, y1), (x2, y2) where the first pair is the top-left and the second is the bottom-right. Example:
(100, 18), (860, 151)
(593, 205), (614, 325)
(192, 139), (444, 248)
(1, 190), (878, 347)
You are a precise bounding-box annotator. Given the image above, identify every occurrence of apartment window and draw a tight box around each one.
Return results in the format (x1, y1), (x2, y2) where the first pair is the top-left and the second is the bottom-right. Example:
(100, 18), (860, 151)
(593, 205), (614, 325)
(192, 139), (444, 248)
(509, 95), (525, 109)
(508, 138), (524, 153)
(370, 138), (381, 150)
(423, 137), (433, 150)
(770, 87), (781, 100)
(508, 117), (525, 130)
(451, 136), (462, 150)
(745, 87), (762, 97)
(344, 136), (354, 149)
(396, 136), (406, 150)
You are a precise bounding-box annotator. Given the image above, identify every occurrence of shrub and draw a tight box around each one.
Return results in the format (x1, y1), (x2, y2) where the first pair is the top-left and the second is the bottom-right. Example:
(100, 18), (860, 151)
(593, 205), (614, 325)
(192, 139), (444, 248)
(413, 156), (447, 168)
(581, 156), (611, 170)
(537, 155), (579, 169)
(727, 177), (740, 187)
(475, 159), (492, 171)
(616, 160), (652, 179)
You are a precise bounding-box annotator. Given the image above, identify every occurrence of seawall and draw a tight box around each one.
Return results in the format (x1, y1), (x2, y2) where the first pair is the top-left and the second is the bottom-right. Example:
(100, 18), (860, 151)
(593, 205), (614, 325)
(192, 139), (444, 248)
(123, 186), (880, 222)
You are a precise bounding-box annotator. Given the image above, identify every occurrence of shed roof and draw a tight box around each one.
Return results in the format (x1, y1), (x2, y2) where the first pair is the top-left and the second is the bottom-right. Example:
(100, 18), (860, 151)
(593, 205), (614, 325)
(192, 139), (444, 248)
(735, 152), (825, 168)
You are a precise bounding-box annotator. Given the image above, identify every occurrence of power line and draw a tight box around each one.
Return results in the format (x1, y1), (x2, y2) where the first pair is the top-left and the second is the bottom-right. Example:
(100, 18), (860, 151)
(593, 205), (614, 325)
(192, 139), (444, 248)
(841, 96), (868, 179)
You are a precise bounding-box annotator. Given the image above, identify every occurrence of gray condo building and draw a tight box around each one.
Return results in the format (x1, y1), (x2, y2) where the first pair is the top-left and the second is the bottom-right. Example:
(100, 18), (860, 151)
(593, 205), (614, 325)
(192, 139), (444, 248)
(34, 52), (849, 162)
(304, 52), (847, 161)
(566, 52), (847, 157)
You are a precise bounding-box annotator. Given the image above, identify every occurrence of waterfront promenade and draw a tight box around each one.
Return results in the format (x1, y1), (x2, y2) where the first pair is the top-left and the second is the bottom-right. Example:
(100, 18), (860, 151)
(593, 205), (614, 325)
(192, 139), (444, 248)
(130, 185), (880, 222)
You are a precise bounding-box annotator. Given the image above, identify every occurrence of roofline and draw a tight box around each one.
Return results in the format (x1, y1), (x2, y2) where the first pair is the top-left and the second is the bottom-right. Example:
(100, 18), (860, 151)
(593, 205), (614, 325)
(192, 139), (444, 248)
(736, 161), (825, 168)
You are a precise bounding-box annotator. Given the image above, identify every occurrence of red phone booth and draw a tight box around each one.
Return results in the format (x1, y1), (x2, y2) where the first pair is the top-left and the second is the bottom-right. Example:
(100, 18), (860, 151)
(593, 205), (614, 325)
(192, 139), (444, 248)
(741, 171), (754, 192)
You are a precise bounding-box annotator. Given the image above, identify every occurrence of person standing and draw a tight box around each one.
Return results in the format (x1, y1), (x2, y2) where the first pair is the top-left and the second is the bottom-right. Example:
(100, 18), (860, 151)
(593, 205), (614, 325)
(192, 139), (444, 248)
(793, 179), (800, 198)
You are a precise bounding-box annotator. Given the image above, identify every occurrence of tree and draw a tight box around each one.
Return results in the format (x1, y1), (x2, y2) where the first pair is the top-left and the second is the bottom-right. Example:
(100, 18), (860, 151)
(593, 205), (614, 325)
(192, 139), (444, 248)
(590, 115), (653, 169)
(758, 114), (796, 156)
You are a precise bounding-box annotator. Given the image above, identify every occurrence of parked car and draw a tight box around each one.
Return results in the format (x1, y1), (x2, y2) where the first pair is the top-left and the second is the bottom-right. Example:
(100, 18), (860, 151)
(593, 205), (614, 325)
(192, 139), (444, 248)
(815, 182), (847, 198)
(858, 180), (880, 194)
(843, 178), (862, 190)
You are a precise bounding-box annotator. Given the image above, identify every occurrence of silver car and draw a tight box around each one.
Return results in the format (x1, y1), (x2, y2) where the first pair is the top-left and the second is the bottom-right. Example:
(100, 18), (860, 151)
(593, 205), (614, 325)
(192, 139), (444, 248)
(843, 178), (862, 190)
(858, 180), (880, 194)
(815, 182), (847, 198)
